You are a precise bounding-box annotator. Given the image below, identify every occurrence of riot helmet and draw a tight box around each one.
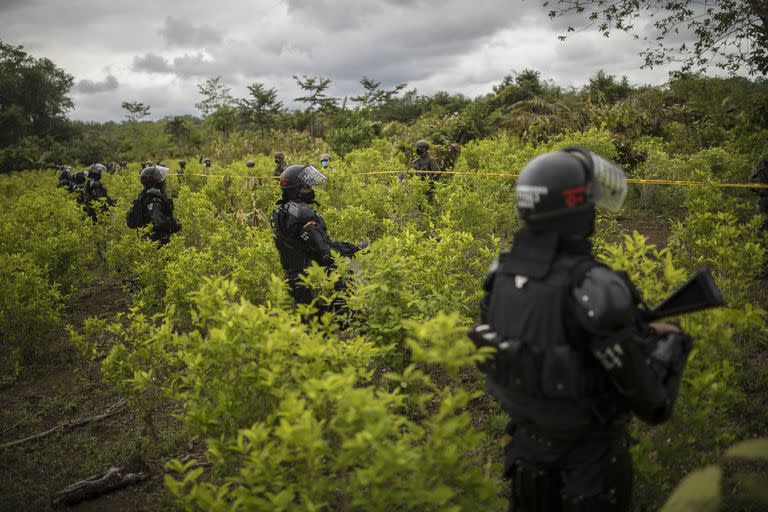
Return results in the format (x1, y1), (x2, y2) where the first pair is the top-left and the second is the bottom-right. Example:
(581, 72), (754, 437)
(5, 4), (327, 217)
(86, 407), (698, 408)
(274, 152), (285, 164)
(246, 160), (255, 168)
(279, 164), (327, 204)
(415, 139), (429, 156)
(89, 163), (106, 180)
(178, 160), (187, 169)
(279, 164), (327, 190)
(319, 154), (330, 168)
(515, 147), (627, 237)
(203, 158), (211, 168)
(140, 165), (168, 188)
(72, 171), (87, 185)
(58, 167), (71, 180)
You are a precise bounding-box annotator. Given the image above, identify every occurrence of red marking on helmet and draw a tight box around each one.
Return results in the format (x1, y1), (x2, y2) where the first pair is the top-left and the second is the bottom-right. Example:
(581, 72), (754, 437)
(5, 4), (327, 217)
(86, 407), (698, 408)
(280, 178), (290, 186)
(561, 186), (587, 207)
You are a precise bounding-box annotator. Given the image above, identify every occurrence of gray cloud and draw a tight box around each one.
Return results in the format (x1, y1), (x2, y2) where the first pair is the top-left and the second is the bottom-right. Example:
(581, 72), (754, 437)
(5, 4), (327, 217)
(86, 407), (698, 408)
(132, 53), (173, 73)
(73, 74), (119, 94)
(0, 0), (711, 121)
(132, 52), (227, 78)
(160, 16), (222, 47)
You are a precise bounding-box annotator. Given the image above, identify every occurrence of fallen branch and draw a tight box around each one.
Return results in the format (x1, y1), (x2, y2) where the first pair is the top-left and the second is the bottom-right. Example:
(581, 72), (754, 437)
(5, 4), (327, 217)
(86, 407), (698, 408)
(0, 399), (126, 450)
(51, 456), (150, 506)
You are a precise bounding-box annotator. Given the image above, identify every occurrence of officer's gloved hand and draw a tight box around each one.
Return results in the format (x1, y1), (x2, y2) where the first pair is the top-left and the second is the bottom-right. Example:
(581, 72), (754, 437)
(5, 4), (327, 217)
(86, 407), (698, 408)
(651, 330), (693, 375)
(356, 241), (369, 251)
(468, 324), (501, 374)
(467, 324), (500, 350)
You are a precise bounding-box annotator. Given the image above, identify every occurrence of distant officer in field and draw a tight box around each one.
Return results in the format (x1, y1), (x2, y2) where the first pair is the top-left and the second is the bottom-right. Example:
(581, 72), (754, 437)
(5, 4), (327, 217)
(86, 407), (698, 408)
(83, 163), (114, 222)
(749, 156), (768, 236)
(270, 164), (366, 309)
(57, 166), (72, 189)
(126, 165), (181, 245)
(471, 147), (694, 512)
(273, 152), (286, 177)
(119, 161), (128, 172)
(69, 170), (87, 200)
(320, 154), (332, 171)
(411, 139), (440, 176)
(411, 139), (441, 201)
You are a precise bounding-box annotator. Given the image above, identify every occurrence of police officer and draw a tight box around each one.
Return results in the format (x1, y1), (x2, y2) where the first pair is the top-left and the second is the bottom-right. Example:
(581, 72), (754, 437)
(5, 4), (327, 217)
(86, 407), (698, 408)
(177, 160), (187, 184)
(57, 165), (72, 189)
(470, 147), (693, 511)
(203, 158), (211, 170)
(119, 161), (128, 172)
(273, 152), (286, 177)
(749, 156), (768, 236)
(83, 163), (114, 221)
(319, 154), (331, 170)
(411, 140), (441, 202)
(69, 170), (87, 200)
(270, 164), (366, 309)
(127, 165), (180, 245)
(411, 139), (440, 176)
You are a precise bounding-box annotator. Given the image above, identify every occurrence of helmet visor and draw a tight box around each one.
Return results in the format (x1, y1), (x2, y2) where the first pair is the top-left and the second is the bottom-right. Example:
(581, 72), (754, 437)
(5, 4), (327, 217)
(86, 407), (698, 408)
(590, 154), (627, 212)
(564, 147), (627, 212)
(154, 165), (169, 182)
(298, 165), (328, 188)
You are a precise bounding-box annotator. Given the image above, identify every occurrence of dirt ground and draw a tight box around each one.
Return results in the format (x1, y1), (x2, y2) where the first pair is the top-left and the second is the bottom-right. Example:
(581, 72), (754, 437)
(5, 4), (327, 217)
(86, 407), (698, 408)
(0, 280), (182, 512)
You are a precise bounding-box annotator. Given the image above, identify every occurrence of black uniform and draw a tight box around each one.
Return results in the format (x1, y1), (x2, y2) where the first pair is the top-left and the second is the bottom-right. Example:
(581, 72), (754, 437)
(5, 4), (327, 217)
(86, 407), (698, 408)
(57, 168), (72, 189)
(274, 153), (286, 177)
(69, 171), (87, 201)
(127, 166), (181, 245)
(83, 177), (113, 221)
(270, 199), (359, 305)
(471, 148), (692, 511)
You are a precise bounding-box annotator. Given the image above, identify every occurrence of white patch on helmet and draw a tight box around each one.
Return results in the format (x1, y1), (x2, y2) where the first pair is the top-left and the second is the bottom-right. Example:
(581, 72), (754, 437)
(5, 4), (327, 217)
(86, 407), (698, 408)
(516, 185), (549, 209)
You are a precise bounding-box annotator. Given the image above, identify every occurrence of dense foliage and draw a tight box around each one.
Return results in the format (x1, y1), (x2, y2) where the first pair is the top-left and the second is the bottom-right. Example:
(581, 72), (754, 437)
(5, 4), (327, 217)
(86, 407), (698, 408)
(2, 113), (766, 509)
(2, 39), (768, 512)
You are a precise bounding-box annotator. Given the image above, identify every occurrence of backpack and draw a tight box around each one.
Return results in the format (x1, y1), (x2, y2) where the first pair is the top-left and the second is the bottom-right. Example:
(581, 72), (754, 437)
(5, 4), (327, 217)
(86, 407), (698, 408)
(126, 195), (146, 229)
(149, 197), (181, 235)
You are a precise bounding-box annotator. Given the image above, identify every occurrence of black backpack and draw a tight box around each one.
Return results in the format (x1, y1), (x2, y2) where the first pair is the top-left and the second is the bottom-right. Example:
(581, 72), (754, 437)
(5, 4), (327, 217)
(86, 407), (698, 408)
(126, 194), (146, 229)
(150, 197), (181, 234)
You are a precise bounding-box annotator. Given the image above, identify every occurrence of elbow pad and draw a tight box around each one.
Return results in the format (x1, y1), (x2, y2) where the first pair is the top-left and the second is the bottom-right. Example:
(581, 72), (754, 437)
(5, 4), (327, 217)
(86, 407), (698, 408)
(591, 328), (691, 425)
(573, 266), (636, 333)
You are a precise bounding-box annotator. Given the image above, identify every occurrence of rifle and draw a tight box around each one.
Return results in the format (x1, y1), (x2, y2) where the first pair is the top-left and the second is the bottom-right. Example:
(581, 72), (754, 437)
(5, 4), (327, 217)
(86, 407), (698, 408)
(641, 268), (726, 322)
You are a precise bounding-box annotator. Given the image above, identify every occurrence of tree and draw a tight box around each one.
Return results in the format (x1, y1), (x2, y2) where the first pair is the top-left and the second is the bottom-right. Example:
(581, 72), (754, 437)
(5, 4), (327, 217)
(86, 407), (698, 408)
(351, 76), (407, 109)
(585, 70), (634, 104)
(544, 0), (768, 75)
(238, 82), (283, 135)
(195, 76), (234, 118)
(121, 101), (151, 122)
(0, 41), (74, 148)
(206, 105), (237, 136)
(293, 75), (338, 139)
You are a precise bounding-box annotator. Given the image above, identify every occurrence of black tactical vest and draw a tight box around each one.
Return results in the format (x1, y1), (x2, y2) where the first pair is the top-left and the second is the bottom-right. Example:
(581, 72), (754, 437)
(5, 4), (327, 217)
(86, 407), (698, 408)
(270, 201), (325, 279)
(486, 251), (620, 440)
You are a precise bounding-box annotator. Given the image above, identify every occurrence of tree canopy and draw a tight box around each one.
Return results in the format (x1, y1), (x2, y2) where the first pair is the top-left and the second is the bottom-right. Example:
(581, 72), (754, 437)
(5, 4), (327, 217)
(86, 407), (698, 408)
(0, 41), (74, 148)
(544, 0), (768, 75)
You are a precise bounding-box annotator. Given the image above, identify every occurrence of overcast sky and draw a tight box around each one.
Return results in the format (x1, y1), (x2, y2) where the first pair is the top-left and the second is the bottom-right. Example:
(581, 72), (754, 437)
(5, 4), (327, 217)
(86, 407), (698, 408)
(1, 0), (700, 122)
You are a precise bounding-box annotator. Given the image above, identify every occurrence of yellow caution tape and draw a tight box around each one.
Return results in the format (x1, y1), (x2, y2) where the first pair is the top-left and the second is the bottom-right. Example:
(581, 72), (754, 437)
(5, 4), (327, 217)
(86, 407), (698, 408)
(181, 170), (768, 189)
